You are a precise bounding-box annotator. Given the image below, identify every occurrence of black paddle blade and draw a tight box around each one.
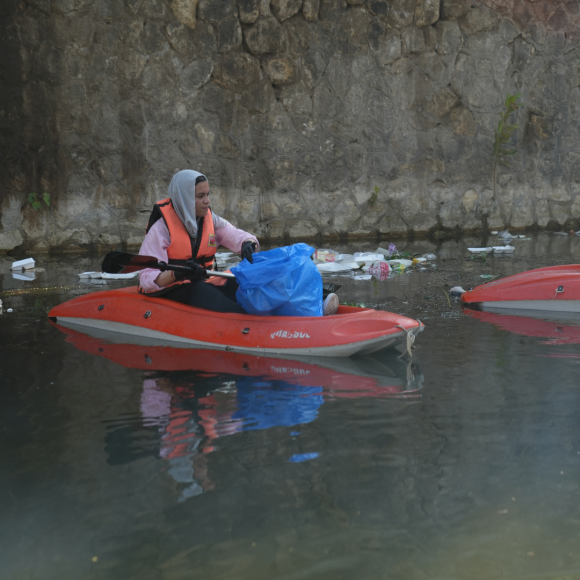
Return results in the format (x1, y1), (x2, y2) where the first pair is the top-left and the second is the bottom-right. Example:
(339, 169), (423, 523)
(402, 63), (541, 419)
(101, 251), (159, 274)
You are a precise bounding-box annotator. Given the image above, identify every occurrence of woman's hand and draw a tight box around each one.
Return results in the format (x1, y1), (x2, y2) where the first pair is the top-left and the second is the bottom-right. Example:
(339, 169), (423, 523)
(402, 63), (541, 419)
(175, 260), (207, 281)
(241, 241), (257, 263)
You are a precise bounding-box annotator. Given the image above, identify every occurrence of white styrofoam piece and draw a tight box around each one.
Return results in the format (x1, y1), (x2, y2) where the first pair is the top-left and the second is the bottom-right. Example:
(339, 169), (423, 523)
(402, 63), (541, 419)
(101, 271), (140, 279)
(78, 272), (94, 278)
(89, 272), (103, 279)
(386, 259), (414, 267)
(353, 252), (385, 263)
(10, 258), (35, 270)
(316, 261), (360, 273)
(492, 245), (515, 253)
(12, 271), (36, 281)
(467, 247), (493, 253)
(353, 274), (372, 280)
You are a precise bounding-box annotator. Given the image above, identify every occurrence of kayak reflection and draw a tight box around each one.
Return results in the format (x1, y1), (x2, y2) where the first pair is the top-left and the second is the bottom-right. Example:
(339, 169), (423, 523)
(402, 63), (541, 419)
(54, 324), (423, 501)
(463, 308), (580, 349)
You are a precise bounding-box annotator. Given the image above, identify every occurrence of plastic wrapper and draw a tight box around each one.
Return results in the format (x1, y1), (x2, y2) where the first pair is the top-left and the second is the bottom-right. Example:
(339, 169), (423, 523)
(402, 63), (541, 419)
(232, 243), (323, 317)
(366, 261), (390, 280)
(313, 249), (339, 263)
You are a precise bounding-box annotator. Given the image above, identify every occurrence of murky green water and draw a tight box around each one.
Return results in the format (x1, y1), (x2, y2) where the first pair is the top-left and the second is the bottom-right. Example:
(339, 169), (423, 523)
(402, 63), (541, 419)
(2, 234), (580, 580)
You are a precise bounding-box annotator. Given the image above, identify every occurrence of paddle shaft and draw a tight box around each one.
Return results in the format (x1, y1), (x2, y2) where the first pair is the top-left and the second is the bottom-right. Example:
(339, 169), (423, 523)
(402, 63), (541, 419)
(158, 261), (235, 279)
(102, 251), (236, 279)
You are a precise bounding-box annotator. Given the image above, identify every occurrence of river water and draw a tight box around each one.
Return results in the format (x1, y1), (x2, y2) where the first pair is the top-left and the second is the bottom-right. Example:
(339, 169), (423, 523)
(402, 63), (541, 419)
(1, 233), (580, 580)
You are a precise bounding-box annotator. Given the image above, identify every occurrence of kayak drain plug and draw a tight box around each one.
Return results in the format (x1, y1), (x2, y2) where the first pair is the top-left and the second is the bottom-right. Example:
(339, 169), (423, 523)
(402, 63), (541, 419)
(98, 305), (104, 311)
(242, 328), (250, 334)
(144, 310), (152, 319)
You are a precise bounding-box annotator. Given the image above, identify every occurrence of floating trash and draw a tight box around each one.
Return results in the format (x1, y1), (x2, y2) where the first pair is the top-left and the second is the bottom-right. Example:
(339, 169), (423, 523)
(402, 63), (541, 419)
(449, 286), (466, 297)
(10, 257), (35, 271)
(288, 452), (319, 463)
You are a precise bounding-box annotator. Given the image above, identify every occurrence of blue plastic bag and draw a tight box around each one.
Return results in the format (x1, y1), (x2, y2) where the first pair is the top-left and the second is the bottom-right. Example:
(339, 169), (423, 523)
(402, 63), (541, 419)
(231, 243), (323, 317)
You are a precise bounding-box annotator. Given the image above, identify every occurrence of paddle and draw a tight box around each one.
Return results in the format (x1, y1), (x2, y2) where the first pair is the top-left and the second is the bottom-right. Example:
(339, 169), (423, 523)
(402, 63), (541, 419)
(101, 251), (235, 279)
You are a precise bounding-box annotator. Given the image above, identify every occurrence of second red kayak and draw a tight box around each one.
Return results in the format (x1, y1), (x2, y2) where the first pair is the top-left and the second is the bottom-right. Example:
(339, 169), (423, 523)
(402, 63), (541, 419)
(461, 265), (580, 313)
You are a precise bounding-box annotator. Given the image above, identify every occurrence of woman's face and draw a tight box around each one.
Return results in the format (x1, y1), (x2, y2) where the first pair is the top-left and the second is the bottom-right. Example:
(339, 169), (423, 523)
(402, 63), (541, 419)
(194, 180), (210, 218)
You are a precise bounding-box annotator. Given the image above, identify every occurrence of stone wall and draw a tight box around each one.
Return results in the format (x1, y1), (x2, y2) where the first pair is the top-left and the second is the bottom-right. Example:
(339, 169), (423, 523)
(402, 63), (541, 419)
(1, 0), (580, 252)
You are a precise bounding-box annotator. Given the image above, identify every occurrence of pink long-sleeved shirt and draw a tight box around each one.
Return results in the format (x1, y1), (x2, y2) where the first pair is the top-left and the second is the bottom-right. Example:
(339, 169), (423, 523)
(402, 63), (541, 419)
(138, 216), (259, 293)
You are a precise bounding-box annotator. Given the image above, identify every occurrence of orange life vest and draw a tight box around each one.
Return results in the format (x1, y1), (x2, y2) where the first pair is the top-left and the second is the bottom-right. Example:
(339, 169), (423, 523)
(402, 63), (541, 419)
(140, 198), (225, 294)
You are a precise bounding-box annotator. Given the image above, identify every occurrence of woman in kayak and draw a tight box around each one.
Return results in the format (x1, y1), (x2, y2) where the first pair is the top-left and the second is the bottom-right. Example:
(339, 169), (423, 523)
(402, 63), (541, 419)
(138, 169), (258, 314)
(139, 168), (339, 316)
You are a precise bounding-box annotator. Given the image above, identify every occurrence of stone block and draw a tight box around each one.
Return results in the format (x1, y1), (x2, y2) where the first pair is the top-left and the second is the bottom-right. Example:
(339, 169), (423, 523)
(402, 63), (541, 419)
(195, 124), (216, 154)
(461, 189), (478, 212)
(197, 0), (235, 23)
(280, 83), (312, 115)
(263, 57), (297, 85)
(403, 68), (432, 111)
(301, 49), (331, 89)
(286, 18), (312, 55)
(414, 0), (439, 27)
(313, 81), (342, 119)
(241, 79), (277, 114)
(551, 203), (570, 226)
(572, 196), (580, 218)
(346, 143), (367, 180)
(261, 200), (281, 219)
(320, 0), (347, 21)
(192, 21), (218, 61)
(277, 191), (304, 218)
(297, 153), (325, 177)
(166, 22), (195, 55)
(215, 135), (240, 159)
(264, 156), (296, 188)
(236, 189), (260, 223)
(288, 219), (318, 238)
(324, 55), (351, 97)
(239, 0), (260, 23)
(217, 17), (243, 52)
(510, 191), (534, 228)
(450, 105), (477, 136)
(213, 52), (261, 90)
(271, 0), (303, 22)
(333, 198), (361, 230)
(302, 0), (320, 21)
(423, 87), (458, 117)
(440, 0), (469, 20)
(264, 219), (285, 238)
(170, 0), (199, 29)
(461, 7), (498, 35)
(402, 26), (426, 54)
(388, 0), (415, 26)
(367, 0), (389, 22)
(435, 20), (462, 55)
(244, 16), (285, 55)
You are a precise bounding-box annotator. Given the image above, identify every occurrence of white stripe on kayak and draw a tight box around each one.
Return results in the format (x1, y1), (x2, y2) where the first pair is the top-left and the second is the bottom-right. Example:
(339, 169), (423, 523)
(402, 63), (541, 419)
(55, 316), (422, 358)
(480, 300), (580, 313)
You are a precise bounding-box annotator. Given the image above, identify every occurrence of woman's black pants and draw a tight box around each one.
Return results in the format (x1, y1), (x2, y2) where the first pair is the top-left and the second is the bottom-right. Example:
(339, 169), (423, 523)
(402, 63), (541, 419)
(163, 278), (247, 314)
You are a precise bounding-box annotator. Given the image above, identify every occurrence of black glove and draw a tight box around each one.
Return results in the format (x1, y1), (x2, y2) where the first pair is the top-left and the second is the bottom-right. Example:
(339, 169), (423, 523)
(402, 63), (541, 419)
(173, 259), (207, 281)
(241, 241), (257, 264)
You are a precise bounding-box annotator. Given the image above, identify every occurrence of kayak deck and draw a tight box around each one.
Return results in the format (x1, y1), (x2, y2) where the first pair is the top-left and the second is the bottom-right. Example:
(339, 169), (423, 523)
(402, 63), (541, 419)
(461, 265), (580, 313)
(48, 286), (424, 357)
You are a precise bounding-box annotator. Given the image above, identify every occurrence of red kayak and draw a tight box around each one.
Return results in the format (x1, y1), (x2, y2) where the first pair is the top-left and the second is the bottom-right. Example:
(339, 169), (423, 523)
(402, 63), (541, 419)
(53, 324), (424, 398)
(461, 265), (580, 313)
(48, 286), (424, 357)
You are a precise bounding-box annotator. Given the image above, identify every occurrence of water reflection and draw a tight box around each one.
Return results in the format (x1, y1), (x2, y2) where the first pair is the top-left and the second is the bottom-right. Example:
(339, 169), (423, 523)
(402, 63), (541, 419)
(464, 308), (580, 346)
(54, 323), (423, 501)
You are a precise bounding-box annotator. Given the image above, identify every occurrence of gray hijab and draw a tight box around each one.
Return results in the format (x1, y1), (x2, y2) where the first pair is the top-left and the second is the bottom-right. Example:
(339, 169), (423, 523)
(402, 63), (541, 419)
(168, 169), (207, 239)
